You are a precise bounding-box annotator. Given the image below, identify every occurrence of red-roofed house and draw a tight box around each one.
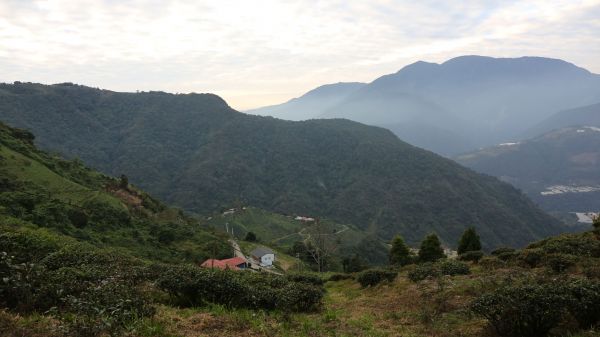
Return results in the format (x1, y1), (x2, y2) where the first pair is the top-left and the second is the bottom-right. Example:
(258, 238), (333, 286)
(200, 257), (248, 270)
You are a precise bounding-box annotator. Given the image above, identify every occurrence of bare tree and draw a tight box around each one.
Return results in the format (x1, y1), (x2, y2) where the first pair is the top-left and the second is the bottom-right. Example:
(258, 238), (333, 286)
(304, 218), (339, 272)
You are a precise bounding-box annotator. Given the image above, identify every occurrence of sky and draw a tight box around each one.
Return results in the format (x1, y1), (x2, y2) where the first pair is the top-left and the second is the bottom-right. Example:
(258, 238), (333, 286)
(1, 0), (599, 110)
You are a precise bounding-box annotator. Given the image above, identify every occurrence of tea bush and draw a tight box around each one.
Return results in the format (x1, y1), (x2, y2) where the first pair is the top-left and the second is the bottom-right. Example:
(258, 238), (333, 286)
(544, 253), (577, 273)
(472, 279), (600, 337)
(527, 233), (600, 257)
(458, 250), (483, 263)
(565, 279), (600, 329)
(286, 272), (324, 286)
(408, 260), (470, 282)
(479, 256), (506, 270)
(356, 269), (397, 287)
(471, 283), (568, 337)
(491, 247), (518, 261)
(517, 248), (544, 267)
(328, 273), (354, 282)
(155, 264), (324, 312)
(439, 260), (470, 276)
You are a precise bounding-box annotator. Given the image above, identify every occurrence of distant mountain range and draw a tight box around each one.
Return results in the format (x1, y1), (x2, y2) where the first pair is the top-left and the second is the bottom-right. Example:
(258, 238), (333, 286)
(0, 82), (565, 249)
(456, 126), (600, 214)
(246, 82), (366, 121)
(249, 56), (600, 156)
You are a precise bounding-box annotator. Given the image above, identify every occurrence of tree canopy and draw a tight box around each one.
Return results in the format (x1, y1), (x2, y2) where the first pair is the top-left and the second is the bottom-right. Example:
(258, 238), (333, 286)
(418, 233), (446, 262)
(457, 227), (482, 255)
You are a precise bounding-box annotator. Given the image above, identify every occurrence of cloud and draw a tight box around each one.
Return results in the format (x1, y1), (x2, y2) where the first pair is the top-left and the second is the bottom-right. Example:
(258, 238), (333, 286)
(0, 0), (598, 109)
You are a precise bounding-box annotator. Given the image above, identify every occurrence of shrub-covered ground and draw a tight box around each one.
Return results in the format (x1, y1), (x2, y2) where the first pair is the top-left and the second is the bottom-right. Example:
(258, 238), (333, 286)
(4, 230), (600, 337)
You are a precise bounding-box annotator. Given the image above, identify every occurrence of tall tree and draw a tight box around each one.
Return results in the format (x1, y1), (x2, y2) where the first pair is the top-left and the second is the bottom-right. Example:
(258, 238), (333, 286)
(389, 234), (413, 266)
(457, 227), (482, 255)
(418, 233), (446, 262)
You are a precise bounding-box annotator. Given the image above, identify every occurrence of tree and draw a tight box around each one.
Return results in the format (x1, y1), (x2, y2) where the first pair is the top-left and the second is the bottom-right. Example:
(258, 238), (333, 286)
(389, 234), (413, 266)
(119, 174), (129, 190)
(457, 227), (482, 255)
(593, 215), (599, 229)
(418, 233), (446, 262)
(305, 219), (339, 272)
(244, 231), (257, 242)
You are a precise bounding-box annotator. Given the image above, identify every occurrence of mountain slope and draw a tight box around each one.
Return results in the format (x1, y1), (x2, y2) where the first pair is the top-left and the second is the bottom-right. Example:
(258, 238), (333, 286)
(246, 82), (365, 120)
(525, 102), (600, 137)
(0, 82), (565, 249)
(456, 126), (600, 213)
(0, 120), (231, 263)
(251, 56), (600, 155)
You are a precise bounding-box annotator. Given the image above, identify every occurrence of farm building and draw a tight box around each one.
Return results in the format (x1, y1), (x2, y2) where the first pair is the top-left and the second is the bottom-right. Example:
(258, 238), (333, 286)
(200, 257), (248, 270)
(251, 247), (275, 267)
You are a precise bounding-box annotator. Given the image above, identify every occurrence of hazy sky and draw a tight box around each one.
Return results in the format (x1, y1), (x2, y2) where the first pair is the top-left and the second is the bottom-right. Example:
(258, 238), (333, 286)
(1, 0), (599, 110)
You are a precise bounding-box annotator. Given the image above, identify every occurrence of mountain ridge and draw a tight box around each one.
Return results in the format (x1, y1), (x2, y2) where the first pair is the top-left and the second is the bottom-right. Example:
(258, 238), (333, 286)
(250, 55), (600, 156)
(0, 81), (565, 249)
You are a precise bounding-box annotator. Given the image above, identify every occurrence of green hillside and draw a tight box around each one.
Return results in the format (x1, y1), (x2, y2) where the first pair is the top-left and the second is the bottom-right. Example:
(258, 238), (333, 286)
(0, 82), (565, 249)
(0, 121), (230, 263)
(205, 207), (390, 265)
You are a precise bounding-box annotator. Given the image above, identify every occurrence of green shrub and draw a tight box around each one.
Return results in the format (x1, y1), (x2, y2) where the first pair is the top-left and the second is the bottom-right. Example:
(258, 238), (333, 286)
(545, 253), (577, 273)
(286, 273), (324, 286)
(58, 282), (154, 337)
(155, 264), (324, 311)
(356, 269), (397, 287)
(527, 233), (600, 257)
(458, 250), (483, 263)
(439, 260), (470, 276)
(0, 251), (42, 312)
(491, 247), (515, 256)
(565, 279), (600, 329)
(517, 248), (544, 268)
(479, 256), (506, 270)
(491, 247), (518, 261)
(277, 283), (323, 312)
(583, 259), (600, 279)
(471, 283), (568, 337)
(407, 263), (440, 282)
(328, 273), (354, 282)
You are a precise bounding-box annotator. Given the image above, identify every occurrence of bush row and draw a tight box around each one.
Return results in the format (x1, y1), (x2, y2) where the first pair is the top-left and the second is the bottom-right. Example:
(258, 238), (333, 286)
(472, 279), (600, 337)
(154, 264), (324, 312)
(356, 269), (397, 287)
(407, 260), (470, 282)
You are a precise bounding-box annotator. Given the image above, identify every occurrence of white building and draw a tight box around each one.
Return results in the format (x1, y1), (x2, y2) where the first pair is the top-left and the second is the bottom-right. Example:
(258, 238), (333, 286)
(251, 247), (275, 267)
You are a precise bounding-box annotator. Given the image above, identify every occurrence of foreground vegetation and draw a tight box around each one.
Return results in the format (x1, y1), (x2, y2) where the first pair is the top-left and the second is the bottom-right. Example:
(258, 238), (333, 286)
(2, 121), (600, 336)
(4, 227), (599, 337)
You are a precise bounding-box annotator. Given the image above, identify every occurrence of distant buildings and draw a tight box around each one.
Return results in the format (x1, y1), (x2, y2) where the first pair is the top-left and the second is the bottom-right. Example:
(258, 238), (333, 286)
(294, 216), (315, 222)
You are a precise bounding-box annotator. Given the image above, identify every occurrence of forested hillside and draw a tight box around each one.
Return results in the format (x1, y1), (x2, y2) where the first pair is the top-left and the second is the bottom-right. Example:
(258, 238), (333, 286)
(0, 121), (230, 263)
(0, 82), (565, 248)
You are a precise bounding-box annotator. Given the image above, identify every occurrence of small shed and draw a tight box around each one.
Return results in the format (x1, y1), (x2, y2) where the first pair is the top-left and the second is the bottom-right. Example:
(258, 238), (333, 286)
(250, 247), (275, 267)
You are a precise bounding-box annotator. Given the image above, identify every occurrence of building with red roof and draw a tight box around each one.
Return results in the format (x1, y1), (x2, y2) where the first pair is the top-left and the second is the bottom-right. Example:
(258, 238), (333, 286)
(200, 257), (248, 270)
